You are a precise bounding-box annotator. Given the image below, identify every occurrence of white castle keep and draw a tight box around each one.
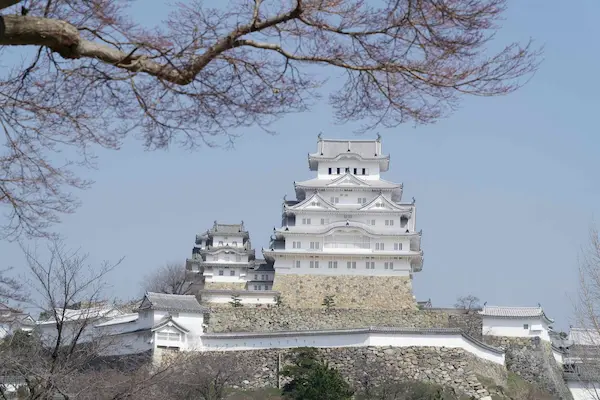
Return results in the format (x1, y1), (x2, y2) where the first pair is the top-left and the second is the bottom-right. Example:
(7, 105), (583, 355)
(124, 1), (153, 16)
(265, 135), (423, 277)
(264, 135), (424, 308)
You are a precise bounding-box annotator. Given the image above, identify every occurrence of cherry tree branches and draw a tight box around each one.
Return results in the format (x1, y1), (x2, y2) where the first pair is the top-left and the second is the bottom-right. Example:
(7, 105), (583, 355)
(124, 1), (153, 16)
(0, 0), (541, 239)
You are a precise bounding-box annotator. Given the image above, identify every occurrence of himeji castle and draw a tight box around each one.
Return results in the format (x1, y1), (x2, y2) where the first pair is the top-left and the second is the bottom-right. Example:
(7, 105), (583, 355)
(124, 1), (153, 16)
(186, 221), (275, 294)
(263, 135), (424, 309)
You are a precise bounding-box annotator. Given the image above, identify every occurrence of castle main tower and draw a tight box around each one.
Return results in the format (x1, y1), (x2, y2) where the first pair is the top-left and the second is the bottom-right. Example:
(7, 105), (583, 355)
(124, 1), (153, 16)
(263, 136), (423, 309)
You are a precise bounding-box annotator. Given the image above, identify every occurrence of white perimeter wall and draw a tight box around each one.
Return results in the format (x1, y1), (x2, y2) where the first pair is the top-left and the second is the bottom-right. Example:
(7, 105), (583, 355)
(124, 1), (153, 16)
(568, 381), (600, 400)
(199, 330), (504, 365)
(483, 317), (551, 341)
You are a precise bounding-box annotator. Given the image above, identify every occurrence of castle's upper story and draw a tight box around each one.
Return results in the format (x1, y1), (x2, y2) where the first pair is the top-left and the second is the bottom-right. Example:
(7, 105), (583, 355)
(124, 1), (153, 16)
(309, 135), (390, 176)
(295, 136), (403, 203)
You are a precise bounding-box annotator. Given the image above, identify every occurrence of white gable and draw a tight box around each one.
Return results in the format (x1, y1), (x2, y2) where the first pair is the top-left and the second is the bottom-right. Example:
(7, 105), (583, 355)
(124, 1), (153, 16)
(287, 193), (337, 211)
(359, 194), (408, 212)
(326, 173), (370, 187)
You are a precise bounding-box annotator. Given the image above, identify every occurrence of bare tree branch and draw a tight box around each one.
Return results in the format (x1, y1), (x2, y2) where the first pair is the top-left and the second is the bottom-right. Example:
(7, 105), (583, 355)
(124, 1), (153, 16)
(141, 262), (192, 295)
(0, 0), (541, 240)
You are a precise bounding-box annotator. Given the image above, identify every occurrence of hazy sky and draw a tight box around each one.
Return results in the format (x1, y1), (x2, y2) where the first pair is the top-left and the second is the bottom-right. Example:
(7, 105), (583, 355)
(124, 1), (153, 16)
(2, 1), (599, 330)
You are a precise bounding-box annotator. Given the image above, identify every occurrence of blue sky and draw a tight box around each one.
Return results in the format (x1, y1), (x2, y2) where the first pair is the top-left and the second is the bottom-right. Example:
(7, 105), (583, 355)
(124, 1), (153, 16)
(2, 0), (599, 330)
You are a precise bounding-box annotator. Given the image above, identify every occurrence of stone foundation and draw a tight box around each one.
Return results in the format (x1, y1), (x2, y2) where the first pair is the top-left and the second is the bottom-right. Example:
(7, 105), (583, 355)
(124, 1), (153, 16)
(482, 336), (572, 399)
(271, 274), (416, 309)
(206, 308), (449, 333)
(204, 282), (247, 290)
(165, 347), (505, 399)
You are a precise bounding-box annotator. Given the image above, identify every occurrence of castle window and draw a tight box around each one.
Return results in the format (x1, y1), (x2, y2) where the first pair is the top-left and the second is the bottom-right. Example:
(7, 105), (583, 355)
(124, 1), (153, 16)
(362, 168), (367, 175)
(328, 261), (338, 269)
(385, 219), (394, 226)
(523, 324), (529, 330)
(367, 219), (376, 225)
(345, 167), (350, 173)
(218, 241), (224, 246)
(384, 262), (394, 270)
(375, 243), (385, 251)
(310, 261), (319, 268)
(353, 168), (358, 174)
(346, 261), (356, 269)
(343, 214), (353, 219)
(394, 243), (403, 251)
(337, 168), (341, 174)
(328, 168), (332, 175)
(358, 197), (367, 204)
(330, 197), (339, 204)
(218, 270), (224, 276)
(255, 274), (258, 280)
(295, 260), (301, 268)
(302, 218), (311, 225)
(254, 285), (258, 290)
(230, 270), (236, 276)
(366, 262), (375, 269)
(310, 241), (320, 250)
(400, 216), (409, 228)
(321, 218), (329, 225)
(157, 332), (181, 342)
(292, 241), (301, 249)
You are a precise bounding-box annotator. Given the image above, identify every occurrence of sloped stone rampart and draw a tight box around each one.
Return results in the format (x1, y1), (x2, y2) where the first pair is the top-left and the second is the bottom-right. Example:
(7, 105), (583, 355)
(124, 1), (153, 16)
(205, 307), (484, 334)
(271, 274), (416, 309)
(482, 336), (572, 400)
(192, 346), (505, 399)
(206, 308), (449, 333)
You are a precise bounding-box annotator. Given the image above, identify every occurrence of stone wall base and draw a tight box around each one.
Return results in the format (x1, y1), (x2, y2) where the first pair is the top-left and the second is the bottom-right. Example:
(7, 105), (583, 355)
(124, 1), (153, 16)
(272, 274), (416, 309)
(160, 347), (505, 399)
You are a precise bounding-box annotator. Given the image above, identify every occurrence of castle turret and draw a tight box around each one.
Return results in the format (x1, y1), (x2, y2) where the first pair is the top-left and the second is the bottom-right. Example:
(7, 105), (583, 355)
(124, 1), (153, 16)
(263, 137), (423, 309)
(187, 221), (257, 291)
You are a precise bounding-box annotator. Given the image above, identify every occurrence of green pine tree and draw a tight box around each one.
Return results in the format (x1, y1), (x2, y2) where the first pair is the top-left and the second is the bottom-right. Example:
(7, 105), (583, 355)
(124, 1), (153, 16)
(281, 348), (353, 400)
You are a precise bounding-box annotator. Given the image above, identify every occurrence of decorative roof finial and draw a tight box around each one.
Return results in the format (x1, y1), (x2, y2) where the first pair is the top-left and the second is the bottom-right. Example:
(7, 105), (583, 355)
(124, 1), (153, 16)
(317, 132), (323, 140)
(283, 194), (287, 202)
(376, 133), (381, 141)
(411, 197), (416, 204)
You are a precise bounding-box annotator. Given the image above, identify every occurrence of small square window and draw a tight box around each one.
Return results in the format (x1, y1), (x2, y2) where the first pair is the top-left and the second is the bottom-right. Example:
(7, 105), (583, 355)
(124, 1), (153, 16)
(523, 324), (529, 330)
(328, 168), (332, 175)
(218, 270), (224, 276)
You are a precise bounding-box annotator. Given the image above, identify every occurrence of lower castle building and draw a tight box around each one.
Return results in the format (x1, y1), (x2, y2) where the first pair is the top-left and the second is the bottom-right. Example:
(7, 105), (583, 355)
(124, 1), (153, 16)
(186, 221), (275, 294)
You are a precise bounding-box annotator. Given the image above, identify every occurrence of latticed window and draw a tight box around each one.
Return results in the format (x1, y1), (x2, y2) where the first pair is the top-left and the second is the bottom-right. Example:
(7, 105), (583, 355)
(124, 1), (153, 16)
(156, 332), (181, 342)
(324, 233), (370, 249)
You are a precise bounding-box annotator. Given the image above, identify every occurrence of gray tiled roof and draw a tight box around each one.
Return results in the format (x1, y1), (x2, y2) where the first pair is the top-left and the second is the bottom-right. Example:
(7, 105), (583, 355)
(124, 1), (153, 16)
(210, 222), (247, 235)
(141, 292), (209, 313)
(479, 306), (554, 322)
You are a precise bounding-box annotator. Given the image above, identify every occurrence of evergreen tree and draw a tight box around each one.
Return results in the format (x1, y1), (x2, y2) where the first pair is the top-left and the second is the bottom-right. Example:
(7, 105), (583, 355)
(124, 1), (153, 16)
(281, 348), (353, 400)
